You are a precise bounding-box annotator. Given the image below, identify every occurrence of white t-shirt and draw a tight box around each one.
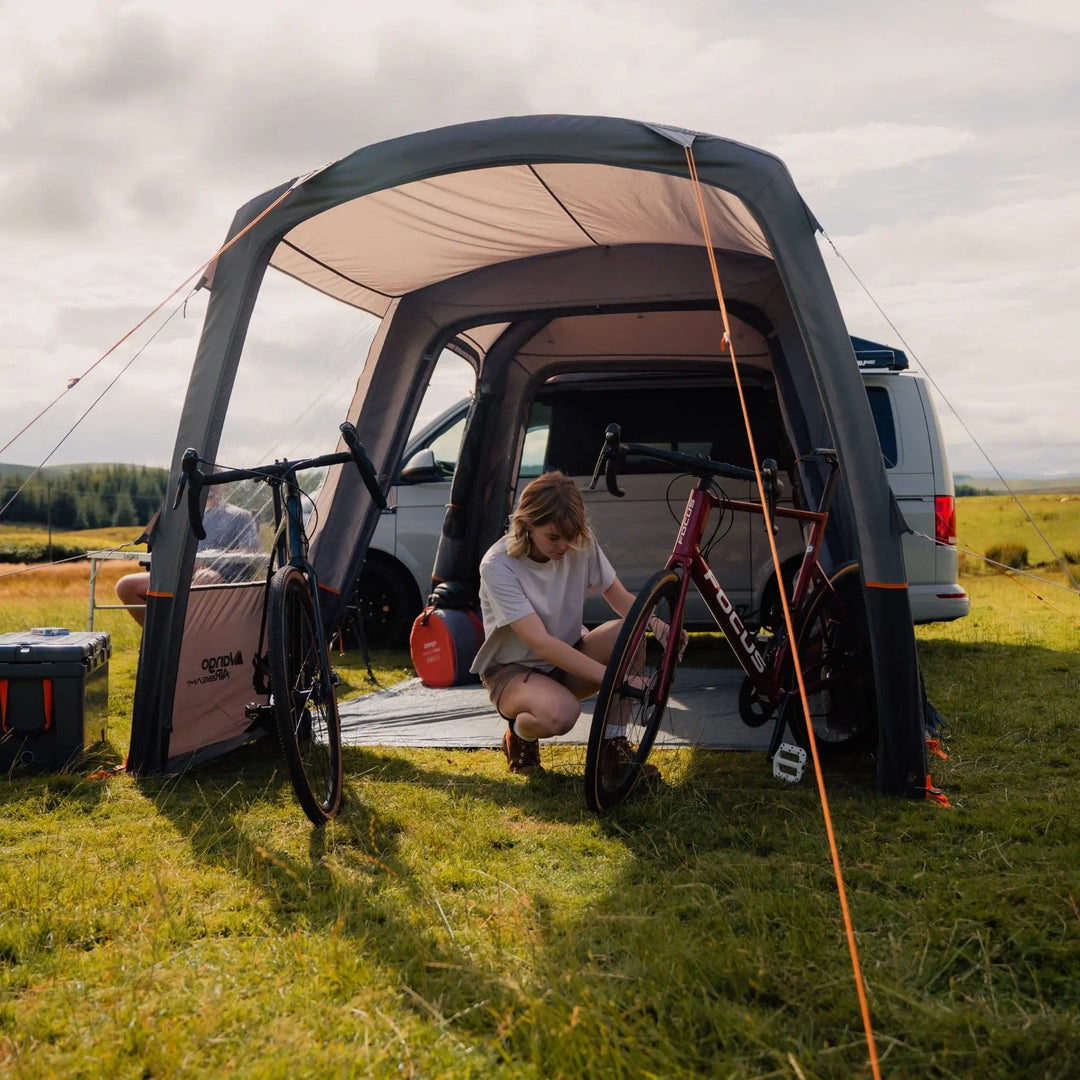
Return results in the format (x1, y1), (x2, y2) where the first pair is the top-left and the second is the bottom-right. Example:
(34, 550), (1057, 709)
(470, 532), (616, 675)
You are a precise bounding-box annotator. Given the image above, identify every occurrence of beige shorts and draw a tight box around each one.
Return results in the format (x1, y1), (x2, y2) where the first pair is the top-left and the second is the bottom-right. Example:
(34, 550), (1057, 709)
(480, 662), (567, 719)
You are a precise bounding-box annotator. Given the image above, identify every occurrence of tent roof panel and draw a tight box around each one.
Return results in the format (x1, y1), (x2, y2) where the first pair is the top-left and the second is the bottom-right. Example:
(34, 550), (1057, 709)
(268, 162), (770, 315)
(515, 309), (769, 364)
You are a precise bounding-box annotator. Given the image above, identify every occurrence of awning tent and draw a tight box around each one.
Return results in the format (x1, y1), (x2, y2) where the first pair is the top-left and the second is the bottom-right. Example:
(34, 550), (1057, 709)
(129, 114), (930, 797)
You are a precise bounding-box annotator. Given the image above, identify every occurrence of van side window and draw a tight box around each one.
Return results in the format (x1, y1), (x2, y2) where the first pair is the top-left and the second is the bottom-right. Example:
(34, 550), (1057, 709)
(866, 387), (898, 468)
(426, 416), (467, 476)
(520, 402), (552, 477)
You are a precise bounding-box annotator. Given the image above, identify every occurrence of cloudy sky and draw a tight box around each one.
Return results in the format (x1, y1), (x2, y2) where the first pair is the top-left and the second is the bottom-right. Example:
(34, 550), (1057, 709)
(1, 0), (1077, 477)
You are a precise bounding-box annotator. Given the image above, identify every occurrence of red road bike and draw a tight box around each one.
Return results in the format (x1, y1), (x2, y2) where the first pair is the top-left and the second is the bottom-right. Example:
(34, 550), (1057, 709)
(583, 424), (875, 812)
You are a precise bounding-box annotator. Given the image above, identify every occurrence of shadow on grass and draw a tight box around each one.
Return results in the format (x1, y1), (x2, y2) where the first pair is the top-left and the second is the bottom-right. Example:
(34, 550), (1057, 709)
(0, 728), (130, 809)
(14, 633), (1073, 1075)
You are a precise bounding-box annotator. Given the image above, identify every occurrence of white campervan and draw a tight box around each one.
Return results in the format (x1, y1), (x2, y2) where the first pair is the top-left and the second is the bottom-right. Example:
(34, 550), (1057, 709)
(350, 338), (968, 647)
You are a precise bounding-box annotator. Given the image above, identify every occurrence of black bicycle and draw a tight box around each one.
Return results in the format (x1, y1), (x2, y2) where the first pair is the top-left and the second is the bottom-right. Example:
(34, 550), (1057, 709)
(174, 423), (386, 824)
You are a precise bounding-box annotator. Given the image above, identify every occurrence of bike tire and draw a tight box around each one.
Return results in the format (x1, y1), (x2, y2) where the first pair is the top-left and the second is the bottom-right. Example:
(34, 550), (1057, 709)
(584, 569), (682, 812)
(782, 561), (876, 757)
(266, 565), (343, 823)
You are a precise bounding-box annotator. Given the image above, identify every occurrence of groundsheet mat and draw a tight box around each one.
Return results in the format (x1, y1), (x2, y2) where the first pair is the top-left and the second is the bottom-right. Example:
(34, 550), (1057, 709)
(339, 667), (771, 751)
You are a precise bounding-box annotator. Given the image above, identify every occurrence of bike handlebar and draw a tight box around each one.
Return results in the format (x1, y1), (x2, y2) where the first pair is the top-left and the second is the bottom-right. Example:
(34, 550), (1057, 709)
(589, 422), (768, 498)
(173, 422), (387, 542)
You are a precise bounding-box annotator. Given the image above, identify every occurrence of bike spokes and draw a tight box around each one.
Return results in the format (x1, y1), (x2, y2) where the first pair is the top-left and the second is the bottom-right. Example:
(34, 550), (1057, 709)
(585, 570), (680, 811)
(780, 563), (876, 762)
(267, 566), (343, 823)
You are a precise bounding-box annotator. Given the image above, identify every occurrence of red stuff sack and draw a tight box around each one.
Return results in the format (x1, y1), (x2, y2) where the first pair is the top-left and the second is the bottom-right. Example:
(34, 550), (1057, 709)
(409, 606), (485, 688)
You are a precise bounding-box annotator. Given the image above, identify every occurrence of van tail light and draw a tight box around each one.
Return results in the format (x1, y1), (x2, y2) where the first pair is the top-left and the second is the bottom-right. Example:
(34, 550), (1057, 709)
(935, 496), (957, 546)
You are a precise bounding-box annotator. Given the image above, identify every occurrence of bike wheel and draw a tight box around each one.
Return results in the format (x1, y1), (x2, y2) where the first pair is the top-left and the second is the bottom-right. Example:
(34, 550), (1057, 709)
(783, 561), (876, 757)
(266, 565), (343, 823)
(584, 569), (682, 812)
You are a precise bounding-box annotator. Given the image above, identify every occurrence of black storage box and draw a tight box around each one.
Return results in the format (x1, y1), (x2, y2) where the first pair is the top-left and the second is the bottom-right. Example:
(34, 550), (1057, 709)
(0, 631), (111, 772)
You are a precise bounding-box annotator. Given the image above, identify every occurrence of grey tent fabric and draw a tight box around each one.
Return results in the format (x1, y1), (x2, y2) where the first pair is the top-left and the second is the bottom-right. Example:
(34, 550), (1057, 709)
(129, 114), (928, 797)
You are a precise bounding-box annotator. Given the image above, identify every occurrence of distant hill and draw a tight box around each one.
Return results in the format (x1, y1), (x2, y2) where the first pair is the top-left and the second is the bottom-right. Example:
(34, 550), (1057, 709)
(956, 474), (1080, 496)
(0, 461), (169, 529)
(0, 462), (164, 479)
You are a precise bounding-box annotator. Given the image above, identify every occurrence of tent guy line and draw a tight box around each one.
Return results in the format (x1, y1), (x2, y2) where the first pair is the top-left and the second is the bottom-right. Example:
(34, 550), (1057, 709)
(0, 180), (303, 465)
(0, 294), (192, 523)
(685, 141), (881, 1080)
(820, 229), (1080, 592)
(0, 279), (202, 462)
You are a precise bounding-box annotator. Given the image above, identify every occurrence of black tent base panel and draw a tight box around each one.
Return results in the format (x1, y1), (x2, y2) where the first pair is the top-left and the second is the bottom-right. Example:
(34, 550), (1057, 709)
(867, 586), (932, 798)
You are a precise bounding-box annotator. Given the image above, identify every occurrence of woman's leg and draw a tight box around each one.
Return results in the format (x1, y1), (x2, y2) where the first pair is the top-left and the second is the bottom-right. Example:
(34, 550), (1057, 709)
(115, 572), (150, 627)
(493, 669), (582, 775)
(496, 670), (582, 739)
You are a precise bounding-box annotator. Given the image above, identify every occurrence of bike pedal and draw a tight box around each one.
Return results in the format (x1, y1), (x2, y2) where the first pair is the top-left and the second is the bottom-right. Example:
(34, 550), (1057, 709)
(772, 742), (807, 783)
(330, 669), (341, 687)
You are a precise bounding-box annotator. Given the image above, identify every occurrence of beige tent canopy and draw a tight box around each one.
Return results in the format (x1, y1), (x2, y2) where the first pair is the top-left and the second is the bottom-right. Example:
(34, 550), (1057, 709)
(129, 114), (929, 797)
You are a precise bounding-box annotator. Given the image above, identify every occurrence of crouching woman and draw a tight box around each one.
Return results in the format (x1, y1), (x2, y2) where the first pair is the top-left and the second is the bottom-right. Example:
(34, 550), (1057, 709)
(469, 470), (654, 779)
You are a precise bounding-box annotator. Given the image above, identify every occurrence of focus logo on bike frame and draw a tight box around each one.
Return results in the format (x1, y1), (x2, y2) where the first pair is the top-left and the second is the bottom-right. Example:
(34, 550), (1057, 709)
(701, 567), (765, 673)
(678, 500), (693, 543)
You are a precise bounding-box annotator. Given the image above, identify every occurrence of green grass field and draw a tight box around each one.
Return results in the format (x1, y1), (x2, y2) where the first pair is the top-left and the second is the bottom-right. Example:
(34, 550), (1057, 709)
(0, 524), (145, 550)
(1, 515), (1079, 1078)
(956, 493), (1080, 569)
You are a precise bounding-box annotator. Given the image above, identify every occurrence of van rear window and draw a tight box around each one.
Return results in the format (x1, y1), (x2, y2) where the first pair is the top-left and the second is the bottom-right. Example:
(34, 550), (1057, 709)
(531, 384), (791, 476)
(866, 387), (898, 468)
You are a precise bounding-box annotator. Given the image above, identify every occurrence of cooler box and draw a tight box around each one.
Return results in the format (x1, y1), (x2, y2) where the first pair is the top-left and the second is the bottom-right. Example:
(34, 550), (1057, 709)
(0, 630), (111, 772)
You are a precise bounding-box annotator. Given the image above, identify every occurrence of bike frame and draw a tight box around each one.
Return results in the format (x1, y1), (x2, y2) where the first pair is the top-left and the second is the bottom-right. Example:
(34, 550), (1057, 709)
(266, 469), (333, 679)
(647, 469), (838, 712)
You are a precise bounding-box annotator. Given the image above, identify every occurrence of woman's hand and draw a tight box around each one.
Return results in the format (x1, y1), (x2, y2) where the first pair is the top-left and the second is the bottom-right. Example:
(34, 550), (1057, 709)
(647, 615), (688, 660)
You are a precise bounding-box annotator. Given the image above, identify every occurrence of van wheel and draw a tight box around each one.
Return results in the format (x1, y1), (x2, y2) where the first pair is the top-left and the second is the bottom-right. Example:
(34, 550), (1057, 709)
(345, 556), (421, 651)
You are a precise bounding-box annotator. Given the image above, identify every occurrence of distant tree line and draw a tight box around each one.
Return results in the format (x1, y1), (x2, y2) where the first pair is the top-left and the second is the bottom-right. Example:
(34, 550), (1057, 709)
(0, 465), (169, 530)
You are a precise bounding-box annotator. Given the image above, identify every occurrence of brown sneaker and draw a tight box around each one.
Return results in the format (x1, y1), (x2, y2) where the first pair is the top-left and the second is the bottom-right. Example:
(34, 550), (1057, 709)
(502, 728), (544, 775)
(600, 736), (660, 790)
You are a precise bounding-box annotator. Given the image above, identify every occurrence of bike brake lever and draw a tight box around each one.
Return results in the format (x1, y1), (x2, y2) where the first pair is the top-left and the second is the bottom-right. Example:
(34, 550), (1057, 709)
(175, 448), (207, 541)
(340, 422), (388, 510)
(762, 457), (780, 535)
(588, 451), (606, 491)
(172, 469), (188, 510)
(589, 423), (616, 491)
(593, 423), (625, 498)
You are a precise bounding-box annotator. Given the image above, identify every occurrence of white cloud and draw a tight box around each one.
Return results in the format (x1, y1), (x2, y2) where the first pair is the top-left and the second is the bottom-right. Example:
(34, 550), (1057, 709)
(0, 0), (1076, 480)
(985, 0), (1080, 33)
(774, 123), (979, 190)
(830, 188), (1080, 284)
(823, 185), (1080, 475)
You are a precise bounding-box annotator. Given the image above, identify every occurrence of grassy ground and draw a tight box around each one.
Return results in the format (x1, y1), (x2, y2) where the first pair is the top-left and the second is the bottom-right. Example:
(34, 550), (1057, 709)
(0, 524), (146, 551)
(1, 550), (1079, 1077)
(955, 492), (1080, 568)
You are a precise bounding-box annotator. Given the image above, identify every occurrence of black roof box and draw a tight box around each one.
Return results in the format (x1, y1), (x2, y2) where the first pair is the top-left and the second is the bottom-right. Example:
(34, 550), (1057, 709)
(850, 335), (909, 370)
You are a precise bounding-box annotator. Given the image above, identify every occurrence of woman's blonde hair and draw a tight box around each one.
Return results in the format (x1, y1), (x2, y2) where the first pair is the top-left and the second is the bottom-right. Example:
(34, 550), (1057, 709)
(507, 471), (590, 559)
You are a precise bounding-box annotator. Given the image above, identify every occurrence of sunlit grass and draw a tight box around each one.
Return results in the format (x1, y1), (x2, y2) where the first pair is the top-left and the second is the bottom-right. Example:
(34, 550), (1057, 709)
(956, 493), (1080, 571)
(1, 546), (1079, 1077)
